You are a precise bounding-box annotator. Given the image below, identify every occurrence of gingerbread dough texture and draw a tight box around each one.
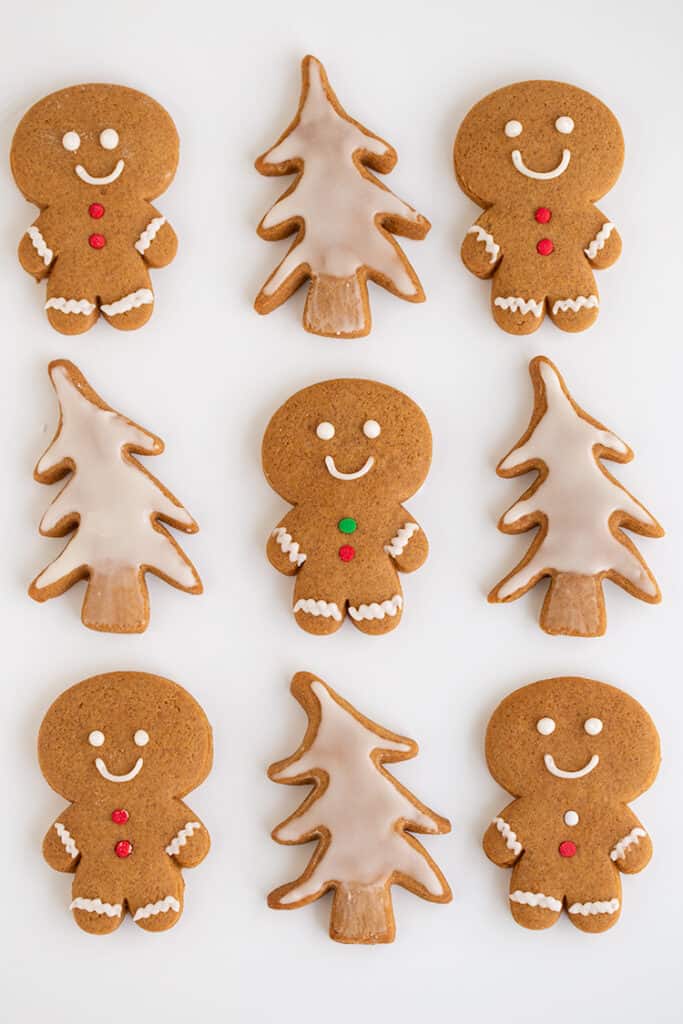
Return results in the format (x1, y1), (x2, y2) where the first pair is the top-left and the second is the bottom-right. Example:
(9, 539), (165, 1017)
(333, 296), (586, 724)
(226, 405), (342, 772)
(454, 80), (623, 334)
(11, 83), (178, 334)
(262, 379), (432, 635)
(484, 677), (660, 933)
(268, 671), (452, 943)
(39, 671), (212, 934)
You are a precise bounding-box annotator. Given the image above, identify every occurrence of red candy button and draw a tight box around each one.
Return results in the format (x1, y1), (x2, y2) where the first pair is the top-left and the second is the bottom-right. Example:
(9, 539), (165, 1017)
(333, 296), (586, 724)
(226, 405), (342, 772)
(88, 203), (105, 219)
(537, 238), (554, 255)
(559, 840), (577, 858)
(535, 207), (551, 224)
(115, 839), (133, 858)
(88, 233), (106, 249)
(111, 809), (129, 825)
(338, 544), (355, 562)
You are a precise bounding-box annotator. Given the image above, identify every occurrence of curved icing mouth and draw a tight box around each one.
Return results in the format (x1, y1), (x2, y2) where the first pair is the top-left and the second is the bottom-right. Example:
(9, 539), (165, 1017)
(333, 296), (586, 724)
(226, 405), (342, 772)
(75, 159), (125, 186)
(544, 753), (599, 779)
(95, 756), (143, 783)
(511, 149), (570, 180)
(324, 455), (375, 481)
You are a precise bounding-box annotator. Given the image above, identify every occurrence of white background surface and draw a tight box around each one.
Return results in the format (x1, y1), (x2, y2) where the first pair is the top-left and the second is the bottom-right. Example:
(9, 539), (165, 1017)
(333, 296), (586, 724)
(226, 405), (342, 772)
(1, 1), (681, 1020)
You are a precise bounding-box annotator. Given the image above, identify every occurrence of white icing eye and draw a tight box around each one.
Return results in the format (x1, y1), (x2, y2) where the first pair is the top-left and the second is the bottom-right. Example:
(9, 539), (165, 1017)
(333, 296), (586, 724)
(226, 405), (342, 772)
(99, 128), (119, 150)
(555, 116), (574, 135)
(363, 419), (381, 439)
(316, 421), (335, 441)
(88, 730), (105, 747)
(62, 131), (81, 152)
(536, 717), (555, 736)
(584, 717), (603, 736)
(504, 120), (523, 138)
(134, 729), (150, 747)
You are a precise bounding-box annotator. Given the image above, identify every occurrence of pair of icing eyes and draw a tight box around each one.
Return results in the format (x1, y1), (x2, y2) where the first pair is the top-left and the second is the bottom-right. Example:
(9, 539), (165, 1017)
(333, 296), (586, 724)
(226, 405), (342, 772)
(62, 128), (119, 153)
(316, 420), (381, 441)
(504, 116), (574, 139)
(536, 717), (603, 736)
(88, 729), (149, 747)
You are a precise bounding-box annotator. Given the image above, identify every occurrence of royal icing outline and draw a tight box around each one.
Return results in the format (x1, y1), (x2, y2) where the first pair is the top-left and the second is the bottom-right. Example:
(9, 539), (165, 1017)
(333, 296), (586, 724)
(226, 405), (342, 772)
(348, 594), (402, 621)
(272, 526), (307, 566)
(132, 895), (180, 921)
(466, 225), (500, 264)
(551, 294), (599, 315)
(28, 225), (53, 266)
(100, 288), (154, 317)
(70, 896), (122, 917)
(135, 216), (166, 255)
(54, 822), (79, 859)
(384, 522), (419, 558)
(610, 827), (647, 862)
(568, 898), (619, 916)
(492, 816), (522, 856)
(293, 598), (342, 621)
(584, 222), (615, 260)
(509, 890), (562, 912)
(165, 822), (202, 857)
(494, 295), (543, 318)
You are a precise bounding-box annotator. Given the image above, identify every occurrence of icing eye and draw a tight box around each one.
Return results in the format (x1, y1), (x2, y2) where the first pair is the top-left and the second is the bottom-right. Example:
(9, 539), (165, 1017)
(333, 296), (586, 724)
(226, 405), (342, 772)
(88, 730), (105, 747)
(536, 717), (555, 736)
(62, 131), (81, 152)
(99, 128), (119, 150)
(134, 729), (150, 747)
(363, 419), (381, 439)
(555, 116), (574, 135)
(504, 120), (522, 139)
(584, 717), (603, 736)
(316, 421), (335, 441)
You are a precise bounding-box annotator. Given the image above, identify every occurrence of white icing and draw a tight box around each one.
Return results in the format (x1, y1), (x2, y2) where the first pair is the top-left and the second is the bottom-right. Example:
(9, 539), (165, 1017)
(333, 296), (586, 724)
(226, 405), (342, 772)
(536, 717), (555, 736)
(610, 827), (646, 862)
(492, 816), (522, 856)
(259, 57), (423, 297)
(324, 455), (374, 480)
(584, 222), (615, 260)
(568, 898), (619, 916)
(384, 522), (419, 558)
(100, 288), (154, 317)
(75, 159), (125, 185)
(293, 598), (342, 621)
(272, 526), (306, 566)
(552, 295), (599, 315)
(363, 419), (381, 439)
(133, 896), (180, 921)
(54, 822), (79, 859)
(544, 753), (599, 780)
(135, 217), (166, 255)
(348, 594), (402, 621)
(165, 822), (202, 857)
(555, 116), (574, 134)
(100, 128), (119, 150)
(467, 225), (500, 263)
(27, 225), (53, 266)
(45, 297), (95, 315)
(564, 810), (579, 827)
(316, 421), (335, 440)
(494, 295), (543, 318)
(584, 717), (603, 736)
(496, 359), (660, 598)
(511, 148), (571, 180)
(70, 897), (121, 917)
(95, 756), (143, 783)
(509, 890), (561, 912)
(134, 729), (149, 746)
(88, 730), (105, 747)
(62, 131), (80, 152)
(504, 120), (523, 138)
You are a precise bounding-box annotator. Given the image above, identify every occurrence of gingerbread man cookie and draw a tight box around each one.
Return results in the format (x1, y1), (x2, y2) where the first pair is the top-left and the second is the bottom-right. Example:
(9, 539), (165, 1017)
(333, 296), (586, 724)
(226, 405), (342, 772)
(484, 677), (660, 933)
(11, 84), (178, 334)
(39, 672), (212, 934)
(262, 379), (431, 635)
(454, 81), (623, 334)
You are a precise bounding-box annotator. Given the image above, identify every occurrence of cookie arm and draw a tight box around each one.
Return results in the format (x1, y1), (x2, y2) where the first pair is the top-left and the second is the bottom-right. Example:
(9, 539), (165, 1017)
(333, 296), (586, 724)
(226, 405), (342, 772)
(135, 208), (178, 268)
(483, 804), (524, 867)
(384, 514), (428, 573)
(19, 216), (56, 281)
(609, 811), (652, 874)
(43, 811), (81, 873)
(461, 213), (502, 279)
(165, 811), (210, 868)
(583, 210), (622, 270)
(267, 514), (307, 576)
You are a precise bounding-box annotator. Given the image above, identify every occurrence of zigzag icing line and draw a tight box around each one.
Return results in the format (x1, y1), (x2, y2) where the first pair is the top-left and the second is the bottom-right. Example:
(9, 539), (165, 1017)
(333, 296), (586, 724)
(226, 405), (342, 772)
(135, 216), (166, 255)
(133, 895), (180, 921)
(384, 522), (419, 557)
(28, 225), (53, 266)
(348, 594), (402, 621)
(584, 222), (615, 259)
(101, 288), (154, 317)
(467, 225), (500, 263)
(54, 822), (79, 859)
(494, 296), (543, 317)
(293, 598), (342, 621)
(493, 816), (522, 856)
(70, 897), (122, 917)
(165, 821), (201, 856)
(509, 890), (562, 912)
(610, 827), (646, 862)
(272, 527), (306, 566)
(552, 294), (599, 315)
(568, 898), (620, 916)
(45, 296), (95, 315)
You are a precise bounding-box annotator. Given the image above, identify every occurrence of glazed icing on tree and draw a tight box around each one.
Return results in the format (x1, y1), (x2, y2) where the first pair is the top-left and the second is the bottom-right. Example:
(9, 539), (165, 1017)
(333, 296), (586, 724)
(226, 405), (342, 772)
(255, 55), (429, 338)
(30, 361), (201, 633)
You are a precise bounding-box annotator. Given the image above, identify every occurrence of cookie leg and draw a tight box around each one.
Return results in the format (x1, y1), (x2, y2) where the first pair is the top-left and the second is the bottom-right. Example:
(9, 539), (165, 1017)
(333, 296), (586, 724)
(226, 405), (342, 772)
(99, 266), (154, 331)
(566, 865), (622, 934)
(347, 577), (404, 636)
(491, 268), (545, 336)
(45, 271), (98, 336)
(292, 575), (345, 636)
(70, 878), (124, 935)
(128, 869), (185, 933)
(508, 863), (562, 930)
(547, 266), (600, 333)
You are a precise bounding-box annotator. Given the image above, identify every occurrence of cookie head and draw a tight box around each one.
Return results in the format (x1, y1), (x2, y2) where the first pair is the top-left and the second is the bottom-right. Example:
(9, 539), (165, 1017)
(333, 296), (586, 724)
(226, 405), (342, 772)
(485, 677), (659, 802)
(454, 81), (623, 205)
(262, 379), (432, 505)
(38, 672), (212, 801)
(11, 84), (179, 205)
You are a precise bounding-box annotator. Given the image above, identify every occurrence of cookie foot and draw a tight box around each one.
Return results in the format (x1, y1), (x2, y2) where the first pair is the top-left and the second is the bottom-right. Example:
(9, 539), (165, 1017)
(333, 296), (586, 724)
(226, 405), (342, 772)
(70, 895), (123, 934)
(348, 593), (403, 635)
(45, 296), (98, 335)
(509, 889), (562, 930)
(293, 596), (344, 635)
(567, 897), (620, 933)
(100, 288), (155, 330)
(132, 893), (183, 932)
(548, 294), (599, 333)
(492, 295), (544, 335)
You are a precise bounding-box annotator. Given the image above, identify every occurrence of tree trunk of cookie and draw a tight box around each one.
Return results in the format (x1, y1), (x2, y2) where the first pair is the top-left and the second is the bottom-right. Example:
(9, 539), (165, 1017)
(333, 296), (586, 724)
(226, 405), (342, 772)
(304, 273), (368, 337)
(329, 883), (394, 943)
(540, 572), (605, 637)
(82, 567), (148, 633)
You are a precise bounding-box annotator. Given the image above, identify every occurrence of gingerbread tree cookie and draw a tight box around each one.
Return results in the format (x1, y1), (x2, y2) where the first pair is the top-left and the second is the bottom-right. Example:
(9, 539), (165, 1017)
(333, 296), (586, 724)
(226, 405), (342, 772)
(254, 55), (430, 338)
(489, 357), (663, 636)
(30, 360), (202, 633)
(268, 672), (452, 943)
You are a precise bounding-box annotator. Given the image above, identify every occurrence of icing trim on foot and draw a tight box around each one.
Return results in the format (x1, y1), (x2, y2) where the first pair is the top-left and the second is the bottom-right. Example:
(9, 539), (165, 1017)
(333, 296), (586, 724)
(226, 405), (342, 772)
(568, 898), (619, 916)
(70, 896), (122, 917)
(494, 296), (543, 318)
(272, 527), (306, 566)
(165, 821), (201, 856)
(584, 222), (615, 260)
(493, 816), (522, 856)
(135, 216), (166, 255)
(467, 225), (500, 263)
(293, 598), (342, 621)
(509, 890), (561, 912)
(552, 294), (599, 315)
(348, 594), (402, 621)
(384, 522), (419, 557)
(610, 827), (646, 862)
(54, 822), (79, 859)
(28, 225), (53, 266)
(100, 288), (154, 317)
(133, 895), (180, 921)
(45, 297), (96, 315)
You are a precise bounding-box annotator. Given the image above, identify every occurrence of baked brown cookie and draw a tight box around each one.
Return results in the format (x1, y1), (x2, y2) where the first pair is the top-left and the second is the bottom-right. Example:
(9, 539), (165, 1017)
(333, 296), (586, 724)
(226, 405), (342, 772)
(39, 671), (212, 934)
(11, 84), (178, 334)
(454, 80), (623, 334)
(484, 677), (660, 933)
(262, 379), (431, 635)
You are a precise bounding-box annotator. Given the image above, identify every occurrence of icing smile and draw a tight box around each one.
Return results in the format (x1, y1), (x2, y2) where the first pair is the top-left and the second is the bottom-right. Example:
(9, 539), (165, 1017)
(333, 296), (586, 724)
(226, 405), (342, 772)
(324, 455), (374, 481)
(511, 149), (570, 180)
(544, 753), (599, 779)
(95, 756), (143, 783)
(75, 159), (125, 186)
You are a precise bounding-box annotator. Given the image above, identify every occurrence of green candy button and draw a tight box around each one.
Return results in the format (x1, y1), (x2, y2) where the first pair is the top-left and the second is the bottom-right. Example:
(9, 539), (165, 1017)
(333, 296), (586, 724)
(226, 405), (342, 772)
(338, 517), (357, 534)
